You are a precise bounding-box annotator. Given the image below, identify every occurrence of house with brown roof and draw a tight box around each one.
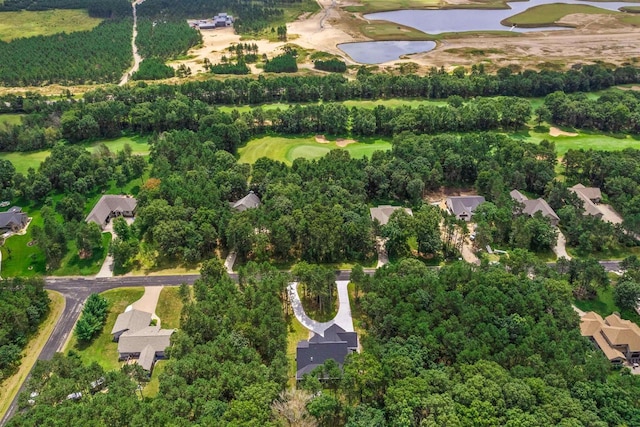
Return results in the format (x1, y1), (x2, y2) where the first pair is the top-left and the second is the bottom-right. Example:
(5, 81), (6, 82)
(0, 206), (28, 233)
(580, 311), (640, 364)
(86, 195), (137, 229)
(569, 184), (604, 219)
(111, 309), (174, 372)
(510, 190), (560, 226)
(369, 205), (413, 226)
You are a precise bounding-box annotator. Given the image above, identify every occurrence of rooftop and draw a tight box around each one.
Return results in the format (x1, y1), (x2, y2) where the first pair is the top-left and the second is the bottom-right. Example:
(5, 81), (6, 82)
(86, 195), (137, 226)
(369, 205), (413, 226)
(231, 191), (261, 212)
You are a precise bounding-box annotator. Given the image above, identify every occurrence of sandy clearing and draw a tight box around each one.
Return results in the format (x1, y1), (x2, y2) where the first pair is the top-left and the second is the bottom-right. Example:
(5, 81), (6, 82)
(549, 126), (578, 137)
(619, 86), (640, 91)
(336, 138), (356, 147)
(315, 134), (329, 143)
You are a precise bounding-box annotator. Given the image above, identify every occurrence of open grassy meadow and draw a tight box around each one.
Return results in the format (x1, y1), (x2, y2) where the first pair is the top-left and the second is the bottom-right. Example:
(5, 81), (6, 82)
(0, 113), (23, 125)
(503, 4), (618, 26)
(344, 0), (447, 13)
(66, 287), (145, 371)
(0, 135), (150, 174)
(0, 9), (102, 42)
(156, 286), (184, 329)
(0, 290), (64, 421)
(238, 135), (392, 165)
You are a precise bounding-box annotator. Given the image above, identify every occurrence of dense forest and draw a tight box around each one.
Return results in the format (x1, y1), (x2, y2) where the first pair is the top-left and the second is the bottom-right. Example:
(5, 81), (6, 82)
(9, 260), (289, 426)
(0, 277), (49, 385)
(9, 261), (640, 425)
(136, 19), (201, 60)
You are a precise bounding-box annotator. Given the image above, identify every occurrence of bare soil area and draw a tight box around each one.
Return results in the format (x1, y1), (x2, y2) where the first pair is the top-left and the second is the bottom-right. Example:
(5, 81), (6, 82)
(549, 126), (578, 137)
(336, 138), (357, 147)
(315, 134), (329, 143)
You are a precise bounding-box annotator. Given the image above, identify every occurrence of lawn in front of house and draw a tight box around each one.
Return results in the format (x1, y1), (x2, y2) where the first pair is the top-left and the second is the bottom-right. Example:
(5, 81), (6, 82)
(53, 232), (111, 276)
(574, 285), (640, 326)
(155, 286), (185, 329)
(65, 287), (145, 371)
(286, 316), (310, 387)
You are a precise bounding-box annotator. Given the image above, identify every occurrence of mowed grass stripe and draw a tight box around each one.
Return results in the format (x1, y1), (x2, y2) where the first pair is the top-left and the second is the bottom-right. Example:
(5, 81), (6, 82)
(0, 9), (103, 42)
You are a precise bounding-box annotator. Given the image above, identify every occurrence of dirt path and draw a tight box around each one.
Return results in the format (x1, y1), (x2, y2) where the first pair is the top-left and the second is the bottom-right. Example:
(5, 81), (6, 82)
(119, 0), (145, 86)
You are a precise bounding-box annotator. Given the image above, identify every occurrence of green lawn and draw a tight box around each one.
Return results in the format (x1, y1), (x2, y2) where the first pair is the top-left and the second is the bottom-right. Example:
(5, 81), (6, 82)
(574, 286), (640, 326)
(359, 21), (433, 41)
(53, 232), (111, 276)
(156, 286), (184, 329)
(286, 316), (309, 387)
(238, 135), (392, 165)
(144, 359), (167, 398)
(504, 4), (617, 27)
(0, 114), (23, 125)
(344, 0), (451, 13)
(0, 135), (150, 175)
(0, 210), (46, 277)
(0, 9), (102, 42)
(66, 287), (145, 372)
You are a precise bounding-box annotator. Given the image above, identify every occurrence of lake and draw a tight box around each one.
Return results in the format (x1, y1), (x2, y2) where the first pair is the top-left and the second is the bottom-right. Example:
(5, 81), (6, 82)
(338, 41), (437, 64)
(364, 0), (639, 34)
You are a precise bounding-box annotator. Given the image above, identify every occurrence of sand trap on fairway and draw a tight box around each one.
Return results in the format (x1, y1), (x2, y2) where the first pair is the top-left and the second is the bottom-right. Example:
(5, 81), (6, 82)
(315, 134), (329, 143)
(549, 126), (578, 137)
(336, 138), (356, 147)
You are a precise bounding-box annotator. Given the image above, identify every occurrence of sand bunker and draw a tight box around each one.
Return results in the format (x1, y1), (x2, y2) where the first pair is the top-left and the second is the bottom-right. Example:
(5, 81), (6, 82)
(549, 126), (578, 137)
(619, 86), (640, 91)
(315, 134), (329, 143)
(336, 138), (356, 147)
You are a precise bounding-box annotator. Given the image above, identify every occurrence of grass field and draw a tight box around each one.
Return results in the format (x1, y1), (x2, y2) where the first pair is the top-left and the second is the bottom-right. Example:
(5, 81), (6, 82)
(359, 21), (433, 41)
(156, 286), (184, 329)
(53, 232), (111, 276)
(344, 0), (446, 13)
(0, 113), (23, 125)
(574, 285), (640, 326)
(0, 9), (102, 42)
(0, 290), (64, 422)
(66, 287), (145, 372)
(0, 210), (46, 277)
(144, 360), (166, 398)
(238, 135), (392, 165)
(0, 135), (150, 174)
(503, 4), (618, 27)
(286, 316), (309, 387)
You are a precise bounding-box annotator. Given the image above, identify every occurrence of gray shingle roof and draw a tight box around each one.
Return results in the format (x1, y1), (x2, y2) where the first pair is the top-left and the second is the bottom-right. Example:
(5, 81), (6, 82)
(509, 190), (528, 204)
(117, 326), (173, 355)
(446, 196), (486, 217)
(111, 309), (152, 336)
(137, 345), (157, 371)
(0, 207), (27, 230)
(510, 190), (559, 222)
(369, 205), (413, 226)
(231, 192), (261, 212)
(569, 184), (603, 217)
(86, 195), (137, 226)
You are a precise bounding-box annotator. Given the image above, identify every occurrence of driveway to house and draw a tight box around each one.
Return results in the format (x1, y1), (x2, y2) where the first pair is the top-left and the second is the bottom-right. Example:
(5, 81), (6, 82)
(375, 237), (388, 268)
(126, 285), (163, 325)
(288, 280), (354, 336)
(553, 228), (571, 260)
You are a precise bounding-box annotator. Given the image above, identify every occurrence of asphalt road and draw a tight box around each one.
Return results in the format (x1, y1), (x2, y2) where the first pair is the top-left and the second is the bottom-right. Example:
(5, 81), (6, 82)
(0, 260), (621, 426)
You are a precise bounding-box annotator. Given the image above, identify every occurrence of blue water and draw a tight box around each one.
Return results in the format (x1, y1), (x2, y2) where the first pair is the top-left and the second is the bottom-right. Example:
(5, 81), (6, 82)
(338, 40), (437, 64)
(364, 0), (639, 34)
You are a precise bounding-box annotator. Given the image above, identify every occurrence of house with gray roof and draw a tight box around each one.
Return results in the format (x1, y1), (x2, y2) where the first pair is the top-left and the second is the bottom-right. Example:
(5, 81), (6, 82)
(86, 195), (137, 229)
(230, 191), (261, 212)
(296, 324), (358, 380)
(111, 309), (174, 372)
(0, 206), (28, 233)
(369, 205), (413, 226)
(446, 196), (486, 222)
(569, 184), (604, 218)
(510, 190), (560, 226)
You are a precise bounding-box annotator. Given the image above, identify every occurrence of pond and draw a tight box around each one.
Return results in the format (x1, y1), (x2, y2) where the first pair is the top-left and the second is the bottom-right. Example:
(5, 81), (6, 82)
(364, 0), (640, 34)
(338, 40), (437, 64)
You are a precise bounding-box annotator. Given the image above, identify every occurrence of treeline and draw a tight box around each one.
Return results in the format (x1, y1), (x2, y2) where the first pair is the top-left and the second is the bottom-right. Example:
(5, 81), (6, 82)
(74, 293), (108, 342)
(137, 0), (302, 33)
(0, 277), (49, 384)
(136, 19), (201, 60)
(0, 19), (132, 86)
(544, 89), (640, 133)
(314, 58), (346, 72)
(264, 53), (297, 73)
(0, 0), (130, 17)
(132, 58), (175, 80)
(209, 61), (250, 75)
(10, 260), (289, 426)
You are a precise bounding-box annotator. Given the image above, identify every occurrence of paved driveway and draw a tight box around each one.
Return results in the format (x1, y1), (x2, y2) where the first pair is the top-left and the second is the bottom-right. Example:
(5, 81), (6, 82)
(288, 281), (354, 336)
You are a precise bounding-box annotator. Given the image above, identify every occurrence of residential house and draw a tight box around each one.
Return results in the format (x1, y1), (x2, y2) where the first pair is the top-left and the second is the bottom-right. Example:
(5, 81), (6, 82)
(0, 206), (28, 233)
(296, 324), (358, 380)
(510, 190), (560, 226)
(86, 195), (137, 229)
(110, 309), (174, 372)
(580, 311), (640, 365)
(369, 205), (413, 226)
(569, 184), (604, 218)
(446, 196), (486, 221)
(196, 13), (234, 29)
(230, 191), (262, 212)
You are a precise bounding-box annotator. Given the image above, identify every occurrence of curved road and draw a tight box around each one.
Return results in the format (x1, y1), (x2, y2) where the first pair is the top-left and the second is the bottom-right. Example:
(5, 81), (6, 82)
(119, 0), (145, 86)
(0, 260), (621, 425)
(288, 281), (353, 335)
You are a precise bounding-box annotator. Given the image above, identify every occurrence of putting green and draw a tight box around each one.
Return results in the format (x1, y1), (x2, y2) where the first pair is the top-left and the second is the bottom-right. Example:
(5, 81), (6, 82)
(238, 135), (392, 165)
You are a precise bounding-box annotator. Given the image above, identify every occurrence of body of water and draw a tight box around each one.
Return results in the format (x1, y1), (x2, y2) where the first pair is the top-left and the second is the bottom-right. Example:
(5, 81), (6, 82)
(338, 40), (437, 64)
(364, 0), (639, 34)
